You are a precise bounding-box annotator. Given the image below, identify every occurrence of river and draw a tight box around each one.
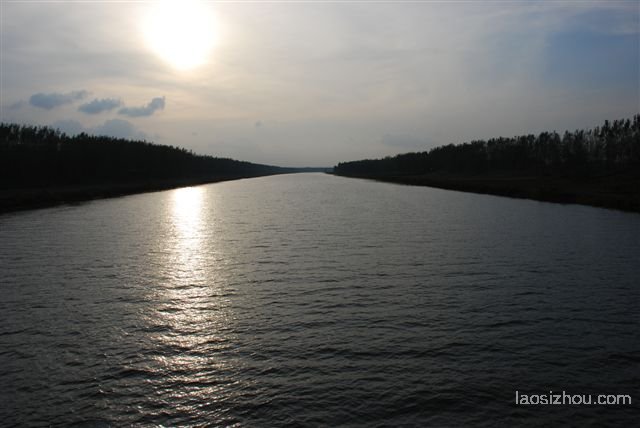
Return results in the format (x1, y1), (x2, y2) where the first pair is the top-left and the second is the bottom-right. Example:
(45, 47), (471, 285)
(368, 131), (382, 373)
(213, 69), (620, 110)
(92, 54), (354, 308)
(0, 173), (638, 426)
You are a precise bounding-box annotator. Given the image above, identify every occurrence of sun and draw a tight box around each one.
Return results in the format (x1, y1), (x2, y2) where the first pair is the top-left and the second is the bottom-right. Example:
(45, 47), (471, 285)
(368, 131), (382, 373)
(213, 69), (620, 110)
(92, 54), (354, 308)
(142, 1), (217, 71)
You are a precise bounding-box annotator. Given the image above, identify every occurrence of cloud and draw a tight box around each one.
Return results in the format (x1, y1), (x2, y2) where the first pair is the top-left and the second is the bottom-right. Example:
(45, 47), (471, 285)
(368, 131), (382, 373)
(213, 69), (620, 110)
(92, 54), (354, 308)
(29, 90), (88, 109)
(118, 96), (165, 117)
(51, 119), (86, 136)
(93, 118), (147, 139)
(3, 2), (637, 166)
(78, 98), (121, 114)
(51, 118), (146, 140)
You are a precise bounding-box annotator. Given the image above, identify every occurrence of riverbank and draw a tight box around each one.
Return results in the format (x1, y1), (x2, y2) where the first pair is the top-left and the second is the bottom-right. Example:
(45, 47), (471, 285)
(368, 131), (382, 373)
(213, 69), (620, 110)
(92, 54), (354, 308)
(332, 170), (640, 213)
(0, 174), (282, 214)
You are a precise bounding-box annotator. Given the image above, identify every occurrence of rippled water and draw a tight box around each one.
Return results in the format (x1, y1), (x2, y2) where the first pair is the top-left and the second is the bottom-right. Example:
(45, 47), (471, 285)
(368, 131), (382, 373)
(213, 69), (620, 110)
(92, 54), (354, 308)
(1, 173), (638, 426)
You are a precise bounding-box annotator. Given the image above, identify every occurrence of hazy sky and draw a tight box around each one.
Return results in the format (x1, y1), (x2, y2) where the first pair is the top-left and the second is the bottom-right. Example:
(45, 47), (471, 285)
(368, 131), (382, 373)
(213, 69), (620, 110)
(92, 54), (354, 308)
(1, 1), (638, 167)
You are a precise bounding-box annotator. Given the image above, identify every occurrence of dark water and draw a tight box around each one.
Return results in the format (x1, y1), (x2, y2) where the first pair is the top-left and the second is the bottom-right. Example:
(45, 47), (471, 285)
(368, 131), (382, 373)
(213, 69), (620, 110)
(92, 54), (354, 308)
(0, 173), (638, 426)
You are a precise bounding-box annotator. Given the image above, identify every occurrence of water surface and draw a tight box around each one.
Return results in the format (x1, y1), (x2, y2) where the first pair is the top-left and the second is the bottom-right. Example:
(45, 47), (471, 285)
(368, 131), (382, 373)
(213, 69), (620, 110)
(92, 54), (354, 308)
(1, 173), (638, 426)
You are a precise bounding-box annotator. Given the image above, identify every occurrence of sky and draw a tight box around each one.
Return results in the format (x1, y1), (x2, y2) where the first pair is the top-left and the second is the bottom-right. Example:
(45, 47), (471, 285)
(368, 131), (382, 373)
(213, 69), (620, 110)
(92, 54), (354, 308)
(1, 1), (638, 167)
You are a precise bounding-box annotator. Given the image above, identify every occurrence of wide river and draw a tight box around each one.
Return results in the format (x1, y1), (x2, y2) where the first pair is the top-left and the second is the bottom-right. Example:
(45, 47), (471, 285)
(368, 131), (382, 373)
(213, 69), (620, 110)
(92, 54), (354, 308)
(0, 173), (638, 426)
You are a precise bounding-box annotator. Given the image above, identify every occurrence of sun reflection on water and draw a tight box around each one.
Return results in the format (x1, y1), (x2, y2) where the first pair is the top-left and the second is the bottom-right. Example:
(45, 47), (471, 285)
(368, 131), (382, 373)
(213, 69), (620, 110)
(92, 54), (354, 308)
(140, 185), (240, 410)
(172, 186), (204, 242)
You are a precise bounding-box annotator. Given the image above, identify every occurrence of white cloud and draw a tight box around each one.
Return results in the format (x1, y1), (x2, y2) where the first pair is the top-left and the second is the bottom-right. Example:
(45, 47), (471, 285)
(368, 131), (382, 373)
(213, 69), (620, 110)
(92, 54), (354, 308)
(94, 118), (147, 139)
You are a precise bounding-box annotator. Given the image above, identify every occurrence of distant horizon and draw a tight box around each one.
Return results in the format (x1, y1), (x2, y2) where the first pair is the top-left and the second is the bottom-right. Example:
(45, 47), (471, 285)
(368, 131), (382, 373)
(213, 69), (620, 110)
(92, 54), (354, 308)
(1, 1), (638, 167)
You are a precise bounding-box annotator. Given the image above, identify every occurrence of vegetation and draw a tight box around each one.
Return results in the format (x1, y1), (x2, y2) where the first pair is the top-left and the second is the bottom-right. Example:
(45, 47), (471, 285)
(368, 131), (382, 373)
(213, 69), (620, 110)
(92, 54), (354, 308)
(335, 116), (639, 177)
(0, 123), (289, 188)
(333, 116), (640, 212)
(0, 123), (293, 212)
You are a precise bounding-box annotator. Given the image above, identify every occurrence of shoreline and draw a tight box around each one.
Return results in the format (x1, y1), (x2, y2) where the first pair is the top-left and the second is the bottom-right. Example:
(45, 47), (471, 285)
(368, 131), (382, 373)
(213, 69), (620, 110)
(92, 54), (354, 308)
(331, 171), (640, 213)
(4, 171), (638, 215)
(0, 173), (282, 214)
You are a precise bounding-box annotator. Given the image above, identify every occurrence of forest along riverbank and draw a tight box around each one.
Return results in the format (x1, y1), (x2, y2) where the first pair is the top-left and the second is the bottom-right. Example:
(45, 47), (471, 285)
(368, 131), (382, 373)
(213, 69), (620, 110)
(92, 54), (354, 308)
(330, 170), (640, 213)
(333, 116), (640, 213)
(0, 123), (298, 214)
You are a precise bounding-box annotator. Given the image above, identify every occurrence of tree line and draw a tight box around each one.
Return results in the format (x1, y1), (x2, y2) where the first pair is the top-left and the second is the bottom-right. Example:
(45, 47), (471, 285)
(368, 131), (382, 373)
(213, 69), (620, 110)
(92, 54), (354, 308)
(334, 116), (640, 177)
(0, 124), (290, 188)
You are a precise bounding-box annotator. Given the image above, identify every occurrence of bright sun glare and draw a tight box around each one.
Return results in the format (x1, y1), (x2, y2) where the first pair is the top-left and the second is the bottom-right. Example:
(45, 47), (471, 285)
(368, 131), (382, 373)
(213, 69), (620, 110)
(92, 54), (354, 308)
(142, 0), (217, 70)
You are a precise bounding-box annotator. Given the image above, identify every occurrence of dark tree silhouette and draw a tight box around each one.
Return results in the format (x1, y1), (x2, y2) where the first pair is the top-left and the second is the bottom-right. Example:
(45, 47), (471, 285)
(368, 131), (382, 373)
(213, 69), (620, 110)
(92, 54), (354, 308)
(0, 124), (291, 188)
(334, 115), (640, 177)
